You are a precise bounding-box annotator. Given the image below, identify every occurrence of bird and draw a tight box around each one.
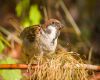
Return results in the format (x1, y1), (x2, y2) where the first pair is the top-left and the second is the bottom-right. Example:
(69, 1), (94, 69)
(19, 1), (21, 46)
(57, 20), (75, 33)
(20, 19), (64, 62)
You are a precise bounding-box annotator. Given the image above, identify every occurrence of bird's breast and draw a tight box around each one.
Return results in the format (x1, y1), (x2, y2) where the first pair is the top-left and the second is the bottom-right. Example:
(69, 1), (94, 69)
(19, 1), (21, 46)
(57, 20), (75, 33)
(40, 34), (57, 54)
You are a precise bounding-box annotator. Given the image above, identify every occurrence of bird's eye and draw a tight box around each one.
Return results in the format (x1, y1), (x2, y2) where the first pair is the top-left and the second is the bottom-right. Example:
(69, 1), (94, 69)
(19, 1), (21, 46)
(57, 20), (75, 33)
(52, 22), (55, 24)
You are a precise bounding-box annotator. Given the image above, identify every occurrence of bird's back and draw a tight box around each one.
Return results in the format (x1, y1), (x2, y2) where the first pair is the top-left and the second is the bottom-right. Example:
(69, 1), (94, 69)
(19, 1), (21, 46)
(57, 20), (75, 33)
(20, 25), (41, 62)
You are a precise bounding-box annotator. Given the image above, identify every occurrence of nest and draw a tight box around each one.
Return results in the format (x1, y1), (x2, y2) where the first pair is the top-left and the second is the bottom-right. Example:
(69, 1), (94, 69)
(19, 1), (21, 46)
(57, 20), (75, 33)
(28, 50), (88, 80)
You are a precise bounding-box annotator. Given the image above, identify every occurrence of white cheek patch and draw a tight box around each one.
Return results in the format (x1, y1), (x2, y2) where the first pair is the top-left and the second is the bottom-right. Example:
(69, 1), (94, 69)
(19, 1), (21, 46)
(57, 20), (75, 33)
(40, 25), (58, 53)
(46, 25), (57, 40)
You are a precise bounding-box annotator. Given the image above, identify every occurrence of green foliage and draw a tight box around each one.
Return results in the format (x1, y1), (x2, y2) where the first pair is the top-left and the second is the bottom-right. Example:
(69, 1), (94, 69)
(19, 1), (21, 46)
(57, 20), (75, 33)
(22, 5), (42, 27)
(29, 5), (42, 25)
(16, 0), (30, 17)
(16, 2), (23, 17)
(21, 17), (30, 27)
(0, 57), (22, 80)
(0, 40), (4, 53)
(81, 27), (91, 40)
(16, 0), (42, 27)
(0, 34), (11, 48)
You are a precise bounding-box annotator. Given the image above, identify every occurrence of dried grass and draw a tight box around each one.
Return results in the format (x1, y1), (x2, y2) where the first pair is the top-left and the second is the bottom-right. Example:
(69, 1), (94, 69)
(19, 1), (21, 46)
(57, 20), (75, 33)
(28, 50), (88, 80)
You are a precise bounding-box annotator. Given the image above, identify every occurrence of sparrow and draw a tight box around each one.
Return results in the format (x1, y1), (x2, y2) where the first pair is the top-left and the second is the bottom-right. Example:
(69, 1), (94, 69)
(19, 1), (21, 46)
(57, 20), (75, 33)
(20, 19), (64, 62)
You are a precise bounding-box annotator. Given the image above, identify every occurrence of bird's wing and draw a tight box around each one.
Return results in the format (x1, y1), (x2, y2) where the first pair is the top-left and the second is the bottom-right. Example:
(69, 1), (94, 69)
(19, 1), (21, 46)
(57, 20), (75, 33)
(20, 25), (41, 43)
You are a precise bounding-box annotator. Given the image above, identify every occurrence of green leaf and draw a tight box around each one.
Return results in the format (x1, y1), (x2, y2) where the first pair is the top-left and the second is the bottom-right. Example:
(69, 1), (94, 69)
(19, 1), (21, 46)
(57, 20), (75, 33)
(0, 57), (22, 80)
(16, 0), (30, 17)
(22, 0), (30, 10)
(16, 2), (22, 17)
(0, 57), (16, 64)
(21, 18), (30, 27)
(29, 5), (42, 25)
(0, 70), (22, 80)
(0, 40), (5, 53)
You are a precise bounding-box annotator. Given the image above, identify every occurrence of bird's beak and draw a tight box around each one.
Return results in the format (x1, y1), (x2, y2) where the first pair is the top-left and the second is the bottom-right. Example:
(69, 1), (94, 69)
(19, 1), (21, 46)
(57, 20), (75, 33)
(59, 24), (64, 30)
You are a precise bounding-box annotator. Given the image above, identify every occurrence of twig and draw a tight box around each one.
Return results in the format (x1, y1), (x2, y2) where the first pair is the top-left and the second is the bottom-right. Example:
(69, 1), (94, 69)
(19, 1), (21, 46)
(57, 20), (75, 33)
(0, 33), (11, 47)
(88, 47), (93, 64)
(43, 7), (48, 21)
(59, 0), (81, 36)
(0, 64), (37, 69)
(74, 64), (100, 70)
(0, 64), (100, 71)
(0, 26), (22, 44)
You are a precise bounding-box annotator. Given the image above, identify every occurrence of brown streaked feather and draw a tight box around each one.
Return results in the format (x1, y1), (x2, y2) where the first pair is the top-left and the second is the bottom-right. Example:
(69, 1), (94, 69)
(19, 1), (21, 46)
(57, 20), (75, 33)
(42, 19), (63, 30)
(20, 25), (42, 62)
(44, 19), (61, 27)
(20, 25), (41, 43)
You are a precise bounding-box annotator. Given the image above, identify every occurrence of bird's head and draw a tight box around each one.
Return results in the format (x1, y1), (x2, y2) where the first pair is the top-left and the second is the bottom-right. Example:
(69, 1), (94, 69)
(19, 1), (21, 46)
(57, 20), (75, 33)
(42, 19), (64, 38)
(44, 19), (63, 30)
(40, 19), (64, 46)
